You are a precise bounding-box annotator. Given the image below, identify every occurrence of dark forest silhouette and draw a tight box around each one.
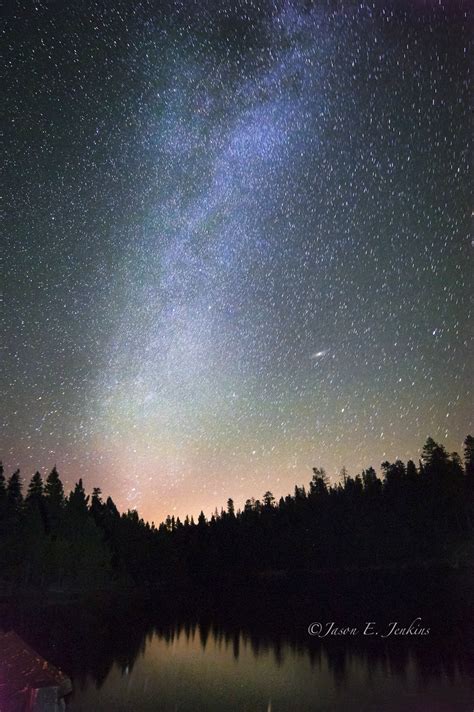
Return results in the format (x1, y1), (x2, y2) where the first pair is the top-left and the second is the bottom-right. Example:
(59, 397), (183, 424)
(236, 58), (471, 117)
(0, 436), (473, 593)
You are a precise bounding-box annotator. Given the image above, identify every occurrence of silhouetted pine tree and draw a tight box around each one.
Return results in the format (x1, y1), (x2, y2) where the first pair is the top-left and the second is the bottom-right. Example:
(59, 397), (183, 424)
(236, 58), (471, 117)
(464, 435), (474, 481)
(0, 436), (473, 591)
(6, 469), (23, 515)
(0, 463), (6, 517)
(44, 465), (65, 535)
(26, 471), (44, 507)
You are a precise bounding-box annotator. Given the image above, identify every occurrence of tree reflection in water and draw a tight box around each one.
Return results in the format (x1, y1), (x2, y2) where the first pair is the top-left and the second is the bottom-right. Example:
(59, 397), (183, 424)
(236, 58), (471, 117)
(0, 571), (472, 710)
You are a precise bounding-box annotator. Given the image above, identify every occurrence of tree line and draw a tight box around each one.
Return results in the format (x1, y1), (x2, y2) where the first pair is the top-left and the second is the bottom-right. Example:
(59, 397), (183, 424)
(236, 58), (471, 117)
(0, 436), (473, 592)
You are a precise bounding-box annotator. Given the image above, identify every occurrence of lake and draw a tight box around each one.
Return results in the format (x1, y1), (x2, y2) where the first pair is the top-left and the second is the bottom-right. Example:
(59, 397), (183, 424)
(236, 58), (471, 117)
(1, 570), (473, 711)
(65, 621), (472, 711)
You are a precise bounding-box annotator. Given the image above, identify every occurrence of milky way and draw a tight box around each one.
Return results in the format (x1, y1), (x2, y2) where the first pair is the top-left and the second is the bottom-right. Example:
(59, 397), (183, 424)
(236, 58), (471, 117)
(3, 1), (472, 522)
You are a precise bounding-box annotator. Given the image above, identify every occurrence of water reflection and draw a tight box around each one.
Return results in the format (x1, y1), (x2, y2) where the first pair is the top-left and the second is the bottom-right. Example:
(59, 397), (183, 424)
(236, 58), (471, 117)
(1, 602), (472, 711)
(63, 622), (471, 712)
(1, 571), (473, 711)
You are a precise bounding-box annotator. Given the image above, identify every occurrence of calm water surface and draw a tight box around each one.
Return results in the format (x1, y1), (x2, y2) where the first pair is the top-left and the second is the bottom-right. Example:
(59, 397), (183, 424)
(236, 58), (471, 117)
(65, 622), (472, 711)
(2, 572), (473, 711)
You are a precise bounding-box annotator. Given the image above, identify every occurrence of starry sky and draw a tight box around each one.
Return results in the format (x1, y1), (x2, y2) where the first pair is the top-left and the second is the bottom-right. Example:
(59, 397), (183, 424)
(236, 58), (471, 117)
(3, 0), (472, 524)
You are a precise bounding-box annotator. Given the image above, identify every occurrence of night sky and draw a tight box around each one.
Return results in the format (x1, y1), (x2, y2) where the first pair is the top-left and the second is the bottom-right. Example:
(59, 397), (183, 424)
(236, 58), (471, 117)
(3, 1), (472, 524)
